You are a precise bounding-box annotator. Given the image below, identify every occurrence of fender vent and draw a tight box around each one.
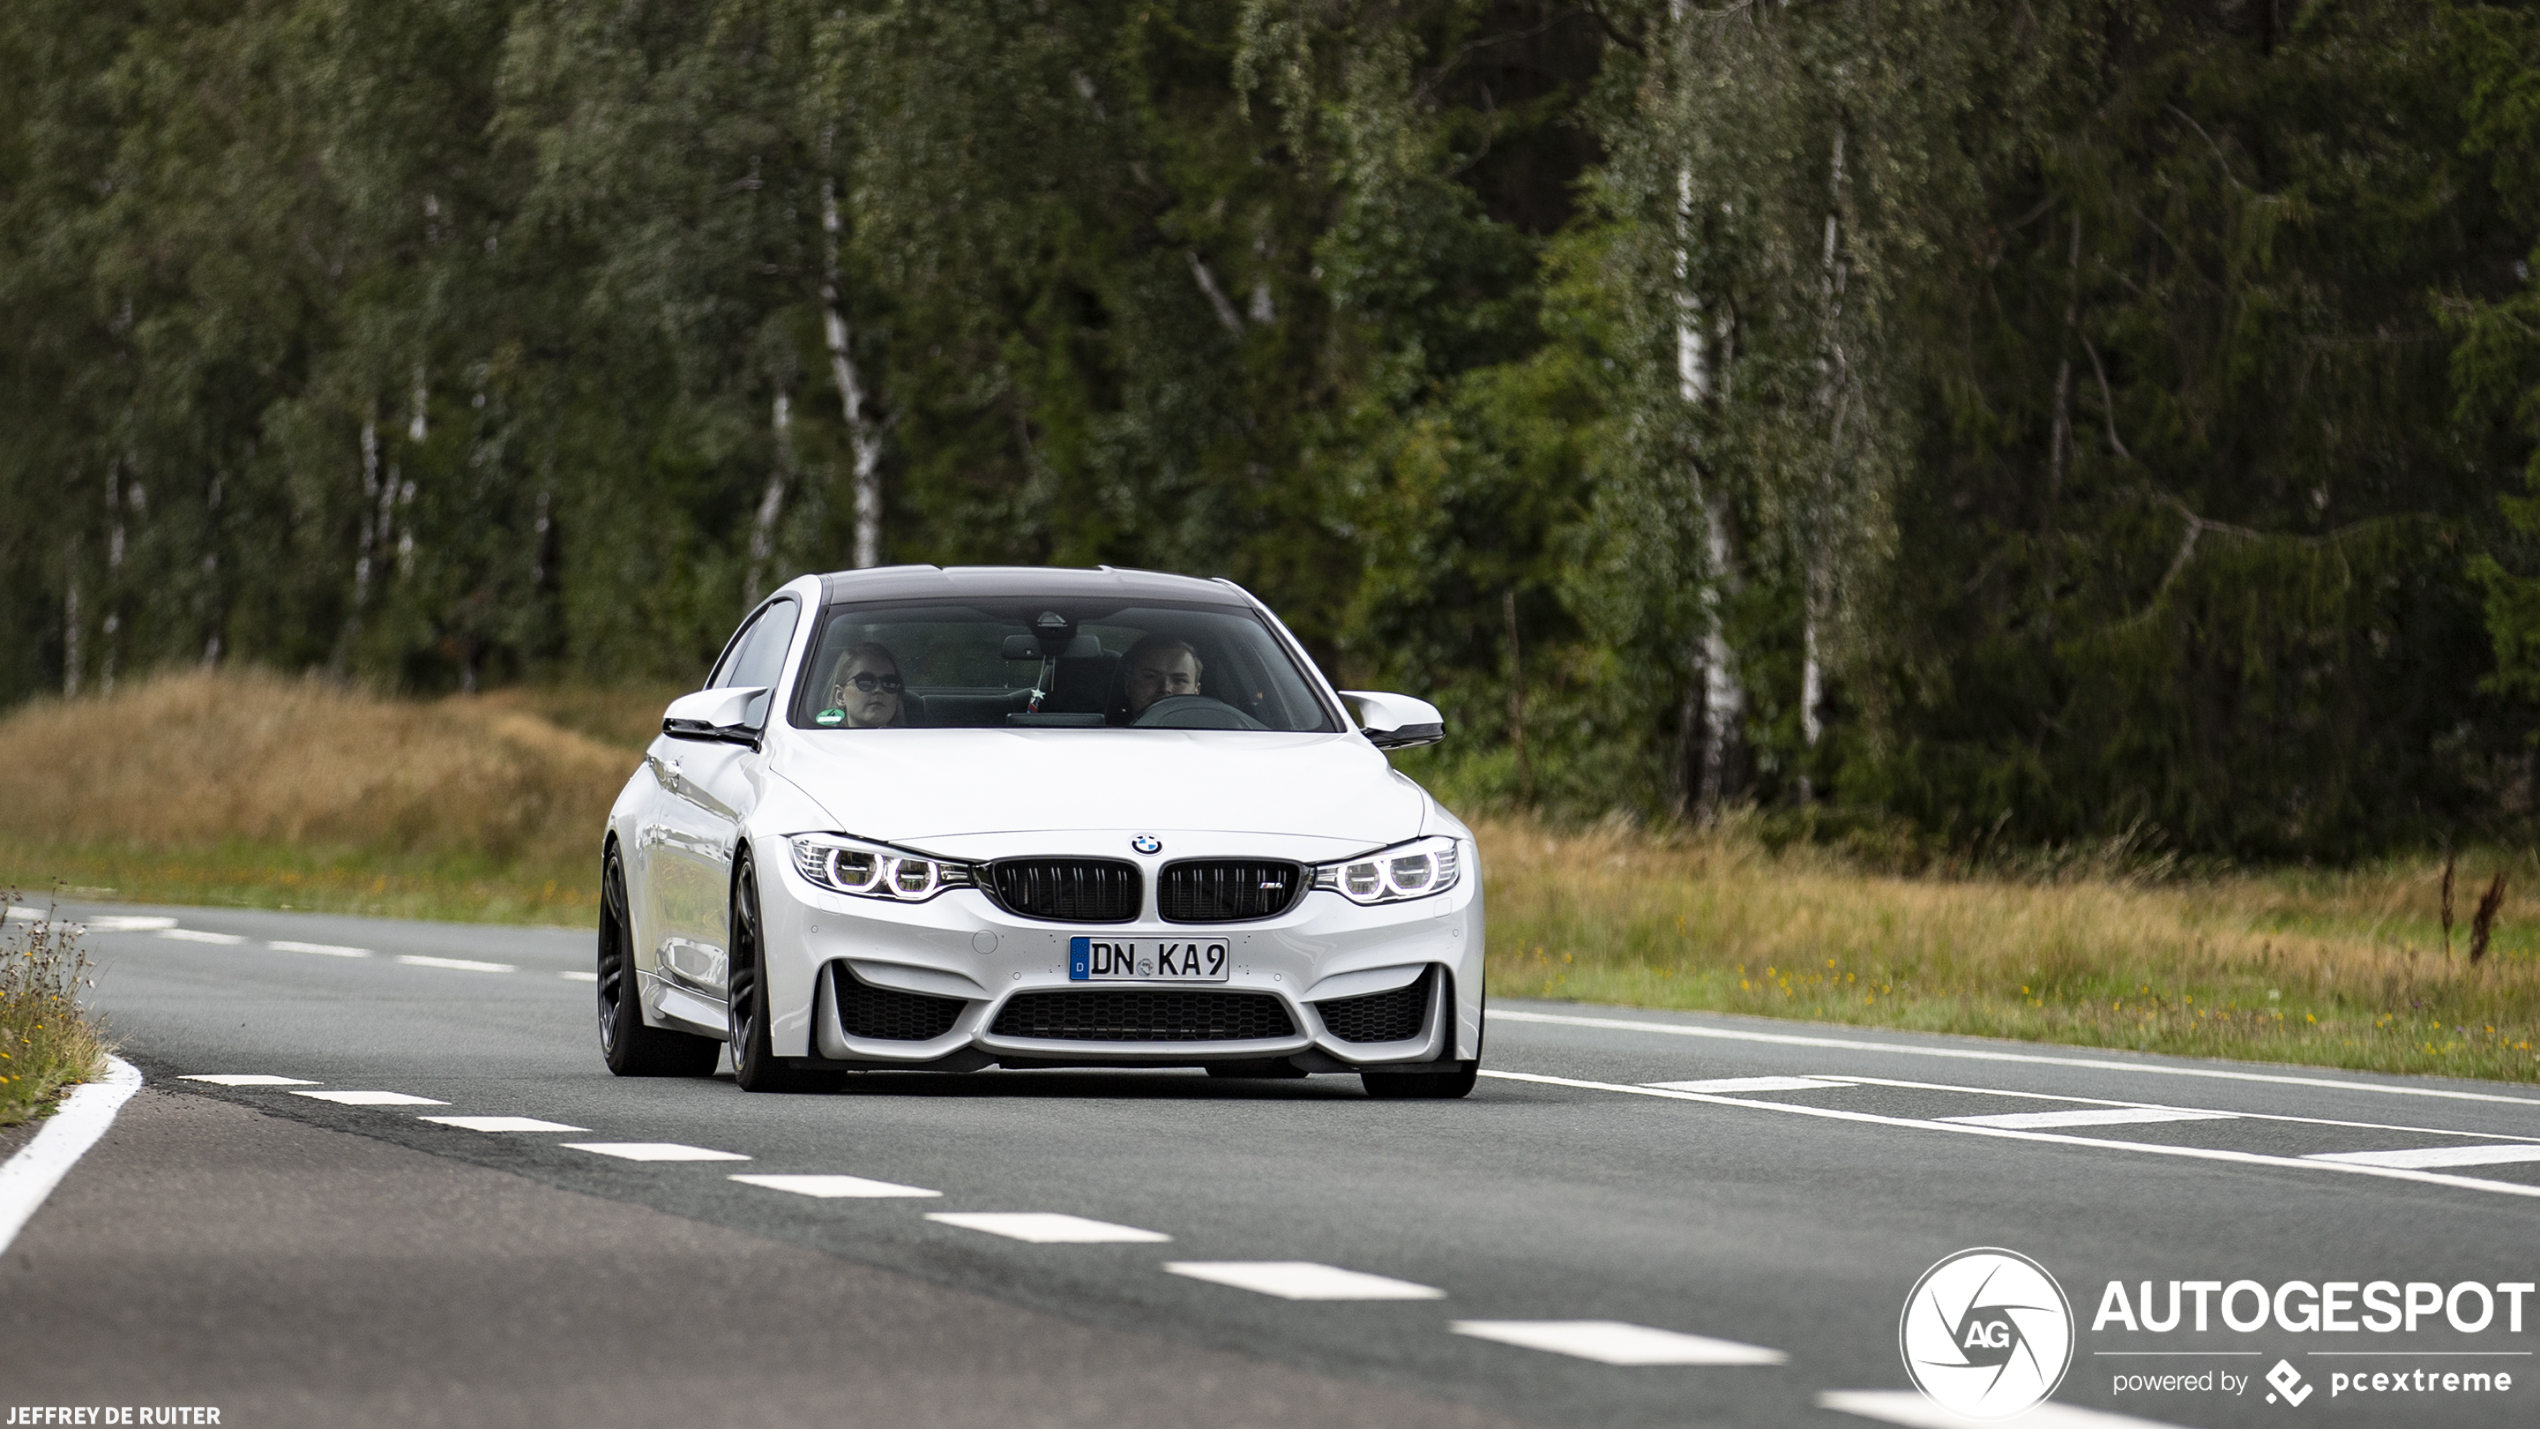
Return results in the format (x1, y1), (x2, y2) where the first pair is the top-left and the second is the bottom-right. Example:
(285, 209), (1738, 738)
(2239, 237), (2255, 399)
(991, 990), (1296, 1042)
(1314, 969), (1432, 1043)
(831, 965), (965, 1041)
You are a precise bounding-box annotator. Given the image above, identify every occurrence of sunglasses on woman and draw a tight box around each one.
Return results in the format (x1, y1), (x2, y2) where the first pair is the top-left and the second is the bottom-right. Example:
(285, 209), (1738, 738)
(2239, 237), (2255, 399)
(839, 672), (904, 694)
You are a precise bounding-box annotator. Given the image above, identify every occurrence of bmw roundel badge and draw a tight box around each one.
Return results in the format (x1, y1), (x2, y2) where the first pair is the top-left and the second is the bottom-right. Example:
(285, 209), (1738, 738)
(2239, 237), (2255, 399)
(1131, 834), (1163, 854)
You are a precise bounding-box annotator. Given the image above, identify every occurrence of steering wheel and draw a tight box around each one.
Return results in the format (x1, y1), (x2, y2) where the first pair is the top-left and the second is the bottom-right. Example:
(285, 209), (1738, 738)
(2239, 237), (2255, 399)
(1131, 695), (1267, 730)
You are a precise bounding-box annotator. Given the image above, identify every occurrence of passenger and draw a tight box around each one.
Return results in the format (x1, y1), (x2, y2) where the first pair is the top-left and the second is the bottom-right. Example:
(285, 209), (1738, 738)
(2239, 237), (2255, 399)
(824, 642), (905, 729)
(1120, 635), (1202, 721)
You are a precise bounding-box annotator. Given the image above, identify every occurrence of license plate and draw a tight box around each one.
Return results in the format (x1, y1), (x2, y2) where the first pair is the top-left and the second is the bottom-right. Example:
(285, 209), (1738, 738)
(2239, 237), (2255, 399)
(1069, 936), (1230, 982)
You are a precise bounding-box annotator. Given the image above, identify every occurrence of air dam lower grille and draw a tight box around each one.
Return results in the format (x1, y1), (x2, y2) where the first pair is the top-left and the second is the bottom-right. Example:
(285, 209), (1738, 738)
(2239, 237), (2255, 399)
(991, 990), (1297, 1042)
(1159, 860), (1305, 923)
(832, 965), (965, 1041)
(985, 858), (1141, 923)
(1315, 970), (1433, 1043)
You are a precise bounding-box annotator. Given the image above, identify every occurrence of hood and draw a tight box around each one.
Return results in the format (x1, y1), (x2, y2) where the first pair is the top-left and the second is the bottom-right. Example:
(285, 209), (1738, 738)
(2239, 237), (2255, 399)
(769, 727), (1428, 848)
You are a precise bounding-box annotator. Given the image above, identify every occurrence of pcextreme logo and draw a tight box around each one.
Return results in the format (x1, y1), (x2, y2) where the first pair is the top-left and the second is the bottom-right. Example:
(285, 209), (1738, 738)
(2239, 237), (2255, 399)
(1900, 1247), (2077, 1420)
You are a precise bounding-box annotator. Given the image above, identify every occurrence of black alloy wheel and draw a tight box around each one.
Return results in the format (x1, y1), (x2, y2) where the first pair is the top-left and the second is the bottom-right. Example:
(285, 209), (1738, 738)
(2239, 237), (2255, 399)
(598, 847), (719, 1077)
(1359, 1063), (1480, 1099)
(727, 854), (842, 1093)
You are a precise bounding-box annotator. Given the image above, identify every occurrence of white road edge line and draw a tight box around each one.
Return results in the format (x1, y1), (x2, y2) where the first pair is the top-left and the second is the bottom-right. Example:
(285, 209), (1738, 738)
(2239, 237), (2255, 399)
(1819, 1388), (2193, 1428)
(1479, 1071), (2540, 1200)
(2308, 1144), (2540, 1170)
(0, 1056), (143, 1254)
(1491, 1008), (2540, 1108)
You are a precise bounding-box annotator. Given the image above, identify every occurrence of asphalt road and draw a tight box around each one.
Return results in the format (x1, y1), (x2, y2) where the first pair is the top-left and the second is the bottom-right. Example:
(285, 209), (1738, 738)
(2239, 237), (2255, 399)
(6, 900), (2538, 1428)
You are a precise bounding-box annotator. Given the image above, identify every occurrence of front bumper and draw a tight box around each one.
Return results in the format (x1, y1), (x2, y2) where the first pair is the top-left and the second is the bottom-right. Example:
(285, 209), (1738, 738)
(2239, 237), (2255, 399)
(754, 839), (1484, 1069)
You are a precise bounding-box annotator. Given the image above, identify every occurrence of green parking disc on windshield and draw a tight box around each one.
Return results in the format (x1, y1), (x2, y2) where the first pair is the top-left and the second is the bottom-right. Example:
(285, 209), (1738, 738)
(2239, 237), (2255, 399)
(816, 707), (846, 725)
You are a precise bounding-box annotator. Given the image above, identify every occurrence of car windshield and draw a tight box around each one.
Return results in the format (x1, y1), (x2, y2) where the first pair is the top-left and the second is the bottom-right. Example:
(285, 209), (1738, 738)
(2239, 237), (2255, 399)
(787, 599), (1341, 733)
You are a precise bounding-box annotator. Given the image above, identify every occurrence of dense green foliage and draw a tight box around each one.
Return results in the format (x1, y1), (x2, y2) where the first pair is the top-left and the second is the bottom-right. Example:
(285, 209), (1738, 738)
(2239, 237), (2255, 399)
(4, 0), (2536, 856)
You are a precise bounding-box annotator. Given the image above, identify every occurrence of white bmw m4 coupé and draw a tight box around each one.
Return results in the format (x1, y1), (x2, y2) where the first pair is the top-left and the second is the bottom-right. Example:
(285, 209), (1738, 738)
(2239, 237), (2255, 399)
(597, 565), (1482, 1098)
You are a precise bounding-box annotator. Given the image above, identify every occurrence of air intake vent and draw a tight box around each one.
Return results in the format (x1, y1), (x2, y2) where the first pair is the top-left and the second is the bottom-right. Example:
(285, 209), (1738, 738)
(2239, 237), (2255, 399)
(991, 990), (1296, 1042)
(831, 965), (965, 1041)
(983, 859), (1141, 923)
(1315, 969), (1432, 1043)
(1159, 860), (1305, 923)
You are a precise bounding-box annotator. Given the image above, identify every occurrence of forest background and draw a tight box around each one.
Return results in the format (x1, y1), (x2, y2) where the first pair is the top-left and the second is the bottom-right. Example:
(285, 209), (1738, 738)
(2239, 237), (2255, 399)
(8, 0), (2540, 862)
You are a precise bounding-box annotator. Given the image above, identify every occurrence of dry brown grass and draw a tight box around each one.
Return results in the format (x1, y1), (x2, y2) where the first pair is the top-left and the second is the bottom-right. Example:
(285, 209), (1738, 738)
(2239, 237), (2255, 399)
(0, 670), (652, 921)
(0, 669), (636, 855)
(1478, 817), (2540, 1083)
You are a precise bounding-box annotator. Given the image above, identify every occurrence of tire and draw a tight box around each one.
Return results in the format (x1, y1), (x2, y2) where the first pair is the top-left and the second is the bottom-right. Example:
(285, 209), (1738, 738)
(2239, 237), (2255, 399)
(1360, 1063), (1479, 1100)
(598, 847), (720, 1078)
(727, 853), (842, 1094)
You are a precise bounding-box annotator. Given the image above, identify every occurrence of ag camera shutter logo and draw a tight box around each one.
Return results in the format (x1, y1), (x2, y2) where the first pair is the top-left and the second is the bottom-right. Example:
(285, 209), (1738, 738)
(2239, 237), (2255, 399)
(1900, 1247), (2076, 1419)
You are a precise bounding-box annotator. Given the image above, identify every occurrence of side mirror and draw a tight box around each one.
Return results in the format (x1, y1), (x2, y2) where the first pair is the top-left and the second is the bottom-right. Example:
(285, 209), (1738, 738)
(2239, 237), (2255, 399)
(662, 686), (768, 744)
(1338, 690), (1445, 750)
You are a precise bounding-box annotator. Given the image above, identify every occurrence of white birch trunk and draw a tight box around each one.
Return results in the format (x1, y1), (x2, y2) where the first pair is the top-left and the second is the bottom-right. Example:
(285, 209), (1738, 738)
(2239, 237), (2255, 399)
(822, 175), (885, 570)
(62, 574), (81, 698)
(1800, 131), (1850, 797)
(1677, 160), (1744, 821)
(1186, 249), (1244, 338)
(746, 391), (795, 603)
(355, 416), (380, 605)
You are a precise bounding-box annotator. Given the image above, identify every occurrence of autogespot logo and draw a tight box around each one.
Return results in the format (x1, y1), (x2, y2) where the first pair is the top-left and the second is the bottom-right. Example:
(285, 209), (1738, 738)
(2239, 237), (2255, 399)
(1901, 1247), (2077, 1420)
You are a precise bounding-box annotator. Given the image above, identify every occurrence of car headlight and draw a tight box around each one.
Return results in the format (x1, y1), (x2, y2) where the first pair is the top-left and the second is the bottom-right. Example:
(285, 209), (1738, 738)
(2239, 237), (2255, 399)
(788, 834), (974, 902)
(1311, 835), (1462, 905)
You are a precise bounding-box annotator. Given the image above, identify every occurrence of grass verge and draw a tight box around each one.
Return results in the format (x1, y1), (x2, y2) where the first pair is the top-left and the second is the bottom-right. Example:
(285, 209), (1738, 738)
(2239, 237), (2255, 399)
(1481, 818), (2540, 1085)
(1, 892), (108, 1126)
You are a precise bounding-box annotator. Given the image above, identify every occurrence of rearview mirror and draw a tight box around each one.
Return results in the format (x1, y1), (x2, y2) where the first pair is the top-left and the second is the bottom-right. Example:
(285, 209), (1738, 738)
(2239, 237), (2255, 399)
(1338, 690), (1445, 750)
(662, 686), (767, 744)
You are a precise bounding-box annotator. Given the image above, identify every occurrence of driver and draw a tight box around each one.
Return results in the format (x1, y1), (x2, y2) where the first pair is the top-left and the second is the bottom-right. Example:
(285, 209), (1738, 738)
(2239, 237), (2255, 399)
(824, 642), (905, 729)
(1120, 635), (1202, 721)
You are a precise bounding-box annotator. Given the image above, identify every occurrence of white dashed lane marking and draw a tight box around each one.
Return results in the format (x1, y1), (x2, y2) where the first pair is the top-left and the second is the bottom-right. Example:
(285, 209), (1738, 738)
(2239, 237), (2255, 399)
(1646, 1076), (1854, 1094)
(1941, 1107), (2236, 1130)
(2309, 1144), (2540, 1169)
(83, 915), (178, 932)
(731, 1174), (941, 1199)
(563, 1142), (750, 1162)
(420, 1116), (588, 1133)
(395, 954), (516, 973)
(926, 1213), (1170, 1243)
(269, 940), (372, 957)
(558, 970), (599, 982)
(157, 928), (246, 945)
(1163, 1262), (1445, 1300)
(1820, 1388), (2191, 1428)
(179, 1074), (317, 1086)
(292, 1090), (449, 1106)
(1450, 1320), (1786, 1365)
